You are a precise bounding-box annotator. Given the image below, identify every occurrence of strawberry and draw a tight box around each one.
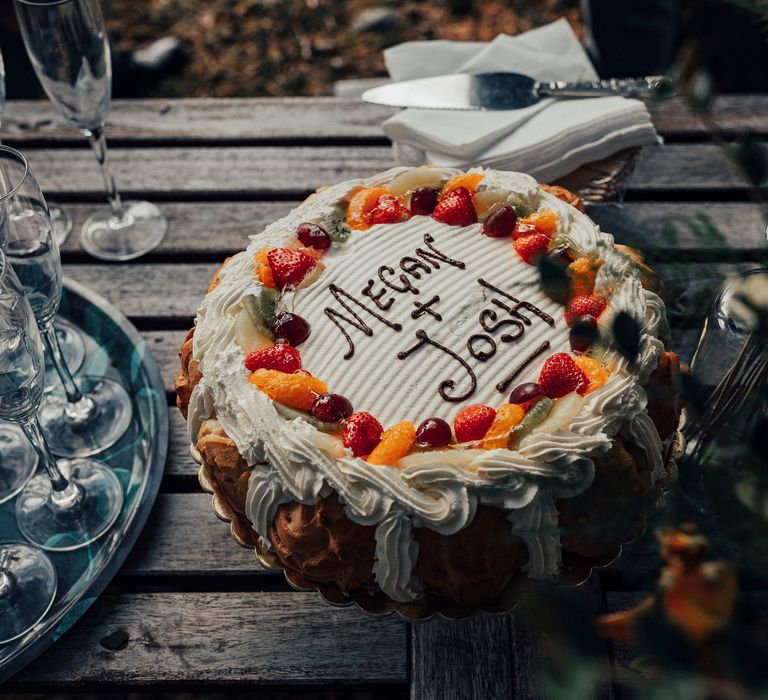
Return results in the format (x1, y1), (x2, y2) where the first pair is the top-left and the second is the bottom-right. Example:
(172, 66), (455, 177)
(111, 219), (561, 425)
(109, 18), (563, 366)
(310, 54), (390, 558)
(267, 247), (316, 289)
(513, 232), (550, 264)
(511, 222), (538, 240)
(538, 352), (589, 399)
(564, 294), (608, 326)
(342, 412), (383, 457)
(432, 186), (477, 226)
(369, 194), (410, 225)
(453, 404), (496, 443)
(245, 342), (301, 373)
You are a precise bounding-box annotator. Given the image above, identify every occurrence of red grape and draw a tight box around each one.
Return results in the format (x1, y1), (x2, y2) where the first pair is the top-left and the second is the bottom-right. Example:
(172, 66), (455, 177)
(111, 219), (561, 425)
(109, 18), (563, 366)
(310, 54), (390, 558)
(296, 222), (331, 250)
(569, 314), (598, 353)
(509, 382), (545, 406)
(271, 312), (311, 346)
(415, 417), (452, 447)
(410, 187), (439, 216)
(311, 394), (353, 422)
(482, 205), (517, 238)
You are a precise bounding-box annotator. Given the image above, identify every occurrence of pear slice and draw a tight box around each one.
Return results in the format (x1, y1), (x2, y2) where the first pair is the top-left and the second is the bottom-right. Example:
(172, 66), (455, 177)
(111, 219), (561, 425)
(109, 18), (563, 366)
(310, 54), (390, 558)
(528, 392), (584, 435)
(234, 308), (273, 354)
(387, 168), (446, 197)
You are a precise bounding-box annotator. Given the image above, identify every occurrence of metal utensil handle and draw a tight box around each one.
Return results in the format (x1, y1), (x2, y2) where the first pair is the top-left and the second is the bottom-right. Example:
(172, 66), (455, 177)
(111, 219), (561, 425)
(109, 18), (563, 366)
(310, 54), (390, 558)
(534, 76), (668, 98)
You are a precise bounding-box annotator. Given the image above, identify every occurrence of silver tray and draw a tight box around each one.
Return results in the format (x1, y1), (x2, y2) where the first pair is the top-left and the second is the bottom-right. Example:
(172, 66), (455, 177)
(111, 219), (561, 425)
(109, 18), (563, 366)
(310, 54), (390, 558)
(0, 278), (168, 682)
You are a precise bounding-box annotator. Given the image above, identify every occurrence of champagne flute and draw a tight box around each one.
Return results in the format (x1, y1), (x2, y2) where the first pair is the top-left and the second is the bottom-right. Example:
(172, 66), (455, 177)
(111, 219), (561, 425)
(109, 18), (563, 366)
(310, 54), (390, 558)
(0, 43), (84, 381)
(0, 145), (133, 457)
(0, 128), (39, 503)
(14, 0), (167, 261)
(0, 43), (73, 249)
(0, 249), (123, 551)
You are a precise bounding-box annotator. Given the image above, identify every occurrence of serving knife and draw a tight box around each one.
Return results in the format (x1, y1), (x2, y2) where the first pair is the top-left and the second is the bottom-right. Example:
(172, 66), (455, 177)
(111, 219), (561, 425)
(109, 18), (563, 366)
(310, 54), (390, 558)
(362, 72), (671, 111)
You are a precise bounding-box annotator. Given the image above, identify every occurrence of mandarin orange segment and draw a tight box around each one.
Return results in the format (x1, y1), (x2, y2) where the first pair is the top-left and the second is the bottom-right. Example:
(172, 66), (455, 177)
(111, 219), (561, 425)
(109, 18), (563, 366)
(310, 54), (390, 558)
(347, 186), (392, 231)
(367, 421), (416, 466)
(255, 247), (276, 288)
(442, 172), (485, 196)
(481, 403), (525, 450)
(521, 209), (559, 236)
(568, 256), (603, 297)
(573, 356), (609, 394)
(248, 369), (328, 410)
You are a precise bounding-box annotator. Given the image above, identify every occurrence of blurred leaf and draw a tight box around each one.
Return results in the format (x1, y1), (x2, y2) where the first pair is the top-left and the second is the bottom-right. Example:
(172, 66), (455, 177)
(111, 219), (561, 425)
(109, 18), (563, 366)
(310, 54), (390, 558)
(612, 311), (641, 362)
(732, 135), (768, 186)
(688, 69), (715, 112)
(537, 254), (570, 305)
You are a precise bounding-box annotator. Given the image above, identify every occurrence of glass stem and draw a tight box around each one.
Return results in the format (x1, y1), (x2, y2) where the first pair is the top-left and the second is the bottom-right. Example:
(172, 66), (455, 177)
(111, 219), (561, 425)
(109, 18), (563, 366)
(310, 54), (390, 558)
(85, 125), (124, 219)
(42, 325), (95, 422)
(18, 416), (81, 510)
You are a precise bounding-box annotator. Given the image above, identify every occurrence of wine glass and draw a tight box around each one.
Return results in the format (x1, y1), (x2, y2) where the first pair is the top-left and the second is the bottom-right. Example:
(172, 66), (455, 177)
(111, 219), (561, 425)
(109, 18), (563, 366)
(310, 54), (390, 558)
(0, 145), (133, 457)
(0, 43), (73, 248)
(0, 543), (57, 644)
(0, 249), (123, 551)
(14, 0), (167, 261)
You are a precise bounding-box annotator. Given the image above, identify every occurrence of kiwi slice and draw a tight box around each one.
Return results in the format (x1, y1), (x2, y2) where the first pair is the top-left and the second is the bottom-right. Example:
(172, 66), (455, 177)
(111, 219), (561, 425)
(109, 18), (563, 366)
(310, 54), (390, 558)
(272, 401), (342, 433)
(508, 396), (554, 447)
(243, 287), (279, 333)
(322, 204), (351, 243)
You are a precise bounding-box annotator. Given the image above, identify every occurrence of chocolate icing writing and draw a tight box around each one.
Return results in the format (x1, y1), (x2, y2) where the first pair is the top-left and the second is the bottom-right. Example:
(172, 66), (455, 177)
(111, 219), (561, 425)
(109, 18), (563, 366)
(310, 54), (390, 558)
(400, 256), (433, 279)
(362, 279), (394, 311)
(495, 341), (551, 393)
(479, 308), (525, 342)
(414, 233), (466, 270)
(411, 295), (442, 321)
(324, 284), (403, 359)
(467, 334), (496, 361)
(478, 278), (555, 326)
(378, 266), (419, 295)
(398, 329), (477, 402)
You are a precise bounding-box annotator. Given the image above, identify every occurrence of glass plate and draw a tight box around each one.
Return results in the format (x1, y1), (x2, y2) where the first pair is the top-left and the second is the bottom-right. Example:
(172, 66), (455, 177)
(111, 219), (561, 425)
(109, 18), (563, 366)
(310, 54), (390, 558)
(0, 278), (168, 682)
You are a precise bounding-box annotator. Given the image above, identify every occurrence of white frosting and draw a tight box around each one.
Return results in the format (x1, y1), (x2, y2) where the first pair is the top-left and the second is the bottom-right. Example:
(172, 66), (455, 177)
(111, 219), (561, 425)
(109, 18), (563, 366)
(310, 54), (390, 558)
(189, 166), (668, 601)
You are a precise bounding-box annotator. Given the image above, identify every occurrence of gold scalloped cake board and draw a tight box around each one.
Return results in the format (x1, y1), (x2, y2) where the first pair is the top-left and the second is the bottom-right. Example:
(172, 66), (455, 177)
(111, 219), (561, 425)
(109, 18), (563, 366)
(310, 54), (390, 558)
(197, 430), (684, 621)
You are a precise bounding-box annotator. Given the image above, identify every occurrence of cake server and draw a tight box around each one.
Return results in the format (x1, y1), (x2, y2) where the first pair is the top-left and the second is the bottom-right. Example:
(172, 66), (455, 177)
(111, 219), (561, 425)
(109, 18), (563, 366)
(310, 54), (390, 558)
(361, 72), (671, 111)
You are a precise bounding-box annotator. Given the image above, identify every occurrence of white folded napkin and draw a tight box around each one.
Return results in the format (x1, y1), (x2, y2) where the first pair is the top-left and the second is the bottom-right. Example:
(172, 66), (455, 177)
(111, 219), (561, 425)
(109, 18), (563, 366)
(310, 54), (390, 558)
(382, 19), (660, 182)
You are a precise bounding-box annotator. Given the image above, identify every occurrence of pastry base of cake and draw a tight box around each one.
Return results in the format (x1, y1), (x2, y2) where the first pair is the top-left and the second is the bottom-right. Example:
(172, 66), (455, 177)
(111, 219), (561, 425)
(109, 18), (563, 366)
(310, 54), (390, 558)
(197, 452), (662, 619)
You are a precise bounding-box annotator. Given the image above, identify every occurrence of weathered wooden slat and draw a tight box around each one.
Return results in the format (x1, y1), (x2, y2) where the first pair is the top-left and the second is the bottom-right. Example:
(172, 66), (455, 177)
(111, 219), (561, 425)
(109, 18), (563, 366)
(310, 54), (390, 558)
(65, 263), (215, 323)
(2, 97), (395, 144)
(59, 200), (299, 255)
(56, 201), (767, 259)
(25, 146), (396, 200)
(18, 144), (763, 202)
(411, 576), (614, 700)
(4, 96), (768, 145)
(410, 616), (515, 700)
(8, 592), (408, 688)
(122, 493), (263, 576)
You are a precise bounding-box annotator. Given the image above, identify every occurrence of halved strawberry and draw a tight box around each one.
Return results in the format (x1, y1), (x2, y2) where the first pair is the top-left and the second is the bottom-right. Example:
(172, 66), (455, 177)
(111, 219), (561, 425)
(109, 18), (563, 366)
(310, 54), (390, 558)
(538, 353), (589, 398)
(513, 232), (550, 264)
(369, 194), (410, 225)
(432, 186), (478, 226)
(342, 412), (384, 457)
(564, 294), (608, 326)
(453, 404), (496, 443)
(267, 247), (316, 289)
(245, 342), (301, 373)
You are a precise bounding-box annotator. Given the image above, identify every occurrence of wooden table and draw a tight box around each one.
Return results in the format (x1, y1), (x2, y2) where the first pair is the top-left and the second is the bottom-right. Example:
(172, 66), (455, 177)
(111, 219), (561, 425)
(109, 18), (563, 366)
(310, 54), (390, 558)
(1, 95), (766, 698)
